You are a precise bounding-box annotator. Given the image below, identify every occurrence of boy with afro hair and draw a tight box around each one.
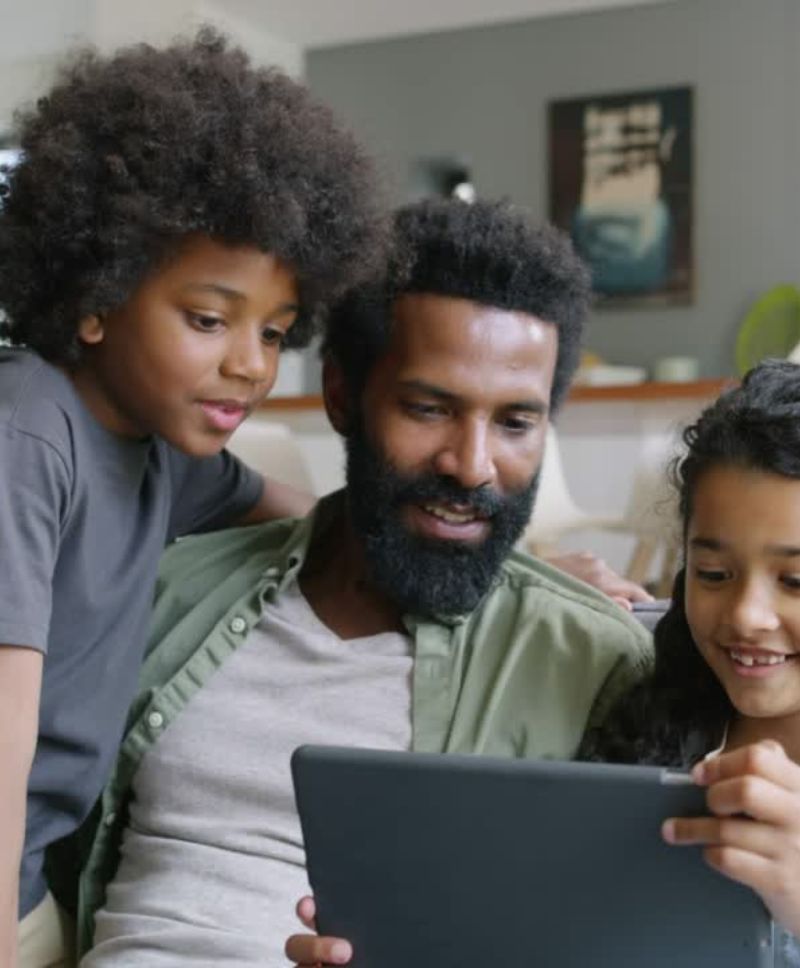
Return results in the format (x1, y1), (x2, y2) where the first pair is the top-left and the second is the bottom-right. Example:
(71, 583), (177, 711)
(0, 27), (384, 967)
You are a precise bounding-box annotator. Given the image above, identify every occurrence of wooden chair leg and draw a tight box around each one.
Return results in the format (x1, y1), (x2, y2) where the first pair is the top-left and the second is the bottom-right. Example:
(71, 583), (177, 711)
(655, 540), (681, 598)
(626, 537), (658, 585)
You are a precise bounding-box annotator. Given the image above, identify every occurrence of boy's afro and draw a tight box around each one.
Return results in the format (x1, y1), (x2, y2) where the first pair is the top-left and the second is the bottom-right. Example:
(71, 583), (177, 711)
(0, 28), (385, 361)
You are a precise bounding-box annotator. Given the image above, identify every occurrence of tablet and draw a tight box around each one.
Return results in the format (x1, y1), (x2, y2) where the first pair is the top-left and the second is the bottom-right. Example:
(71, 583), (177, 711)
(292, 746), (775, 968)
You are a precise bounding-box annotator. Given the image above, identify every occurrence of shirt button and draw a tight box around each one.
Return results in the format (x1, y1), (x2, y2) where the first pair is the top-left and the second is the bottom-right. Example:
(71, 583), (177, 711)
(229, 616), (247, 634)
(104, 812), (116, 827)
(147, 711), (164, 730)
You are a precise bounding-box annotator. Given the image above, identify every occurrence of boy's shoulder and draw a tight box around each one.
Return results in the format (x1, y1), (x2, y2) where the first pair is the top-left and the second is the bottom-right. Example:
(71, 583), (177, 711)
(0, 348), (76, 455)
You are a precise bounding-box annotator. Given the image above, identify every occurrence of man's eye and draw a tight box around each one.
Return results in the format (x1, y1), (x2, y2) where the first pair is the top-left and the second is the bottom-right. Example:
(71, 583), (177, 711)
(502, 416), (536, 434)
(186, 311), (223, 332)
(403, 401), (444, 418)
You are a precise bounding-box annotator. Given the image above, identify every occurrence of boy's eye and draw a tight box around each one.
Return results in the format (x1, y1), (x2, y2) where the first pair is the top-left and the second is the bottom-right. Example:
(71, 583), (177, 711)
(186, 311), (223, 332)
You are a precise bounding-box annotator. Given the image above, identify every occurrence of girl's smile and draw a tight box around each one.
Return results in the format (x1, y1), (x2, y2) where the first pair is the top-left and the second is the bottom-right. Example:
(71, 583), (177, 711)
(686, 464), (800, 730)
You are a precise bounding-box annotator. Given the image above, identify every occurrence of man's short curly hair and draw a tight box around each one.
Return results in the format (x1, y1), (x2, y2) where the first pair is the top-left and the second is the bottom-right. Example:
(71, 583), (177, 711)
(0, 28), (385, 362)
(323, 198), (590, 412)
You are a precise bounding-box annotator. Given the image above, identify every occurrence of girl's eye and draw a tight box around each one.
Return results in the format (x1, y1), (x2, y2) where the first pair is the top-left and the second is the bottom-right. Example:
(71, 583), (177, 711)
(780, 574), (800, 591)
(261, 327), (285, 347)
(694, 567), (729, 584)
(187, 311), (223, 332)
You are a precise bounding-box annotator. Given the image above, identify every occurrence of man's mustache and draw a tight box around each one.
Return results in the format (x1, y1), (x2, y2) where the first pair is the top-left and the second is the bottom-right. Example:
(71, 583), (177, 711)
(389, 475), (506, 518)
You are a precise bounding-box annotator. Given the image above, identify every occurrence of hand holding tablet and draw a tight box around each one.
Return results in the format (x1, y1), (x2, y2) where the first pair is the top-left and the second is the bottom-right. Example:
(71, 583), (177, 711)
(292, 746), (774, 968)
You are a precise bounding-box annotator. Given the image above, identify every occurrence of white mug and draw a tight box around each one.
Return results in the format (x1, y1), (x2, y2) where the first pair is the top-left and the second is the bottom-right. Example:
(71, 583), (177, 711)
(652, 356), (699, 383)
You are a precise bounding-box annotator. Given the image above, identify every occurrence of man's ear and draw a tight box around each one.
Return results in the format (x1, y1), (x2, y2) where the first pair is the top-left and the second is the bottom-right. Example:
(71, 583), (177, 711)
(77, 314), (105, 346)
(322, 356), (352, 435)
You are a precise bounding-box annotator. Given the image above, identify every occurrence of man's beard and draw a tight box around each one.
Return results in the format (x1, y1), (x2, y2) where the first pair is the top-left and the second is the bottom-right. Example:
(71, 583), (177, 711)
(344, 421), (538, 618)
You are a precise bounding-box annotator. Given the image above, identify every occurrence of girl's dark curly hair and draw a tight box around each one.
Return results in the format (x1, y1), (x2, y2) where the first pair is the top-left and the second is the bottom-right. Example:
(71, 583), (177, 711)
(323, 198), (590, 413)
(581, 359), (800, 766)
(0, 28), (385, 362)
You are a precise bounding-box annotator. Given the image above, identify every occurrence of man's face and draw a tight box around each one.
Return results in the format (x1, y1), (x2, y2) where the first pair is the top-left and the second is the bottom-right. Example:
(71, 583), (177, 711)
(343, 292), (558, 616)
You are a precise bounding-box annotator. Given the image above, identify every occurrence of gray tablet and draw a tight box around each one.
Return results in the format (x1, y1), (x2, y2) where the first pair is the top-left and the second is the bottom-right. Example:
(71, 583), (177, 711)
(292, 745), (775, 968)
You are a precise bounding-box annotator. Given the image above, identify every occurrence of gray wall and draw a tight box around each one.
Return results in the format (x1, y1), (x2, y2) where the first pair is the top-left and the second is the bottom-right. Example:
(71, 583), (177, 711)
(307, 0), (800, 378)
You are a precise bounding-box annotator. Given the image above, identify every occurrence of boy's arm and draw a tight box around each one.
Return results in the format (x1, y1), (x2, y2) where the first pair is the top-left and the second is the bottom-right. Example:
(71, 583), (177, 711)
(0, 645), (43, 968)
(236, 475), (315, 525)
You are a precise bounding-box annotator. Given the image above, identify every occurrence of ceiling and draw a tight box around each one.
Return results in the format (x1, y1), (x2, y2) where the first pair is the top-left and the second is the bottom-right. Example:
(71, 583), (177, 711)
(218, 0), (675, 49)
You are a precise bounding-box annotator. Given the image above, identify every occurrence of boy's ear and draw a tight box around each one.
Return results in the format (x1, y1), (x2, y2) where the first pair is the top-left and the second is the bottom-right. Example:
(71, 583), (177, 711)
(322, 356), (352, 435)
(77, 314), (105, 346)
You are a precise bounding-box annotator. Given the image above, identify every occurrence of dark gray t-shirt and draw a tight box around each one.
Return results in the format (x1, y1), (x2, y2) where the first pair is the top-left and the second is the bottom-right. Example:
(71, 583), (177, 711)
(0, 349), (263, 917)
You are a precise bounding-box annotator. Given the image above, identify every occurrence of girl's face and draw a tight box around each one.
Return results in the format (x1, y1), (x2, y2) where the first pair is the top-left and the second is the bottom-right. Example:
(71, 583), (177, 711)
(686, 464), (800, 727)
(71, 234), (299, 456)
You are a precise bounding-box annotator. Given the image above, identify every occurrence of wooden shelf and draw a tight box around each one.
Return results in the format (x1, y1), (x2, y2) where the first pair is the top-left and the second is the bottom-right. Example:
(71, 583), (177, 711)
(258, 394), (325, 411)
(257, 379), (733, 411)
(567, 378), (732, 403)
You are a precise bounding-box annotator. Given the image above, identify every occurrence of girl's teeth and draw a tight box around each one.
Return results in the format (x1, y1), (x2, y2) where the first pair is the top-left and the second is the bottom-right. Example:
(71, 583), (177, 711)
(729, 650), (786, 667)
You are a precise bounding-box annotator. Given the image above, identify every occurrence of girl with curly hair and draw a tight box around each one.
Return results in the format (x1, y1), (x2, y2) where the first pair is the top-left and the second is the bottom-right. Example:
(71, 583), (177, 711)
(581, 359), (800, 963)
(0, 29), (383, 967)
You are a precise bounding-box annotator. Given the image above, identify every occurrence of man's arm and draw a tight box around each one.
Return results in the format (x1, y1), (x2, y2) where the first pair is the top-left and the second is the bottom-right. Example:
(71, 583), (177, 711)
(0, 646), (43, 968)
(236, 475), (315, 525)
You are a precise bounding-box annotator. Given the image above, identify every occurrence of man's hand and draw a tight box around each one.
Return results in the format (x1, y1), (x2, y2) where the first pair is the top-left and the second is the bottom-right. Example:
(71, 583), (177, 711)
(285, 896), (352, 967)
(545, 551), (653, 609)
(663, 741), (800, 934)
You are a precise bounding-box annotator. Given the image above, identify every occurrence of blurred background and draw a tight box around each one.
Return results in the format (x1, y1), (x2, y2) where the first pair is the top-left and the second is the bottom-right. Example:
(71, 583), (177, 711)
(3, 0), (798, 583)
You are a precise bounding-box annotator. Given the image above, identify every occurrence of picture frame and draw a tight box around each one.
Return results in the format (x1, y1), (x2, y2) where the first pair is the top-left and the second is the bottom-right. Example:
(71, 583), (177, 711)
(549, 86), (693, 308)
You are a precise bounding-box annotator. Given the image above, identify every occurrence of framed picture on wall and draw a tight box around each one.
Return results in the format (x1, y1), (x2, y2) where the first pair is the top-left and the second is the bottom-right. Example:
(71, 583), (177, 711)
(549, 85), (693, 307)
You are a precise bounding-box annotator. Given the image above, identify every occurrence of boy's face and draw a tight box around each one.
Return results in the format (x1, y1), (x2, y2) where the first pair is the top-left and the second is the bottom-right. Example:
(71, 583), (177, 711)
(332, 292), (557, 615)
(686, 464), (800, 727)
(72, 235), (299, 456)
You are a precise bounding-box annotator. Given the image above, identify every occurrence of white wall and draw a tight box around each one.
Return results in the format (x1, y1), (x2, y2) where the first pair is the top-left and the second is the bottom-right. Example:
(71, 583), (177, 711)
(0, 0), (303, 131)
(0, 54), (62, 128)
(91, 0), (303, 74)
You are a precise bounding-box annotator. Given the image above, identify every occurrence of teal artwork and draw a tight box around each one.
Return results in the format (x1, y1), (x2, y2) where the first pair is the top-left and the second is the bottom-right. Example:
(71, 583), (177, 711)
(549, 86), (693, 307)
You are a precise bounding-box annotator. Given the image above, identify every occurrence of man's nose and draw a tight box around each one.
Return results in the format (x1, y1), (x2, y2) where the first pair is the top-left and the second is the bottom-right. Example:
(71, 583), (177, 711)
(433, 421), (496, 491)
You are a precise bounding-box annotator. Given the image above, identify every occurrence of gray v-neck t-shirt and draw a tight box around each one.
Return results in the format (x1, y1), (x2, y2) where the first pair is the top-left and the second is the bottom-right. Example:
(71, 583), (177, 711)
(0, 349), (263, 917)
(85, 579), (413, 966)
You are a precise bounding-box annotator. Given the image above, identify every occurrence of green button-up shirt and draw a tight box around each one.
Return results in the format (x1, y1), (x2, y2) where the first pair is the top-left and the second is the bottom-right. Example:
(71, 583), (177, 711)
(77, 493), (652, 950)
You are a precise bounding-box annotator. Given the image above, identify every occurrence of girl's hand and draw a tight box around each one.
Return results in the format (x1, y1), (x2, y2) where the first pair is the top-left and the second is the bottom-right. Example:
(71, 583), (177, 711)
(284, 896), (353, 967)
(662, 740), (800, 934)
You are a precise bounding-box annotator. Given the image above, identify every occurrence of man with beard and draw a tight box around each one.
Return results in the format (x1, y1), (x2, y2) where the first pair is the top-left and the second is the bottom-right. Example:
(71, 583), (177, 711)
(76, 200), (652, 967)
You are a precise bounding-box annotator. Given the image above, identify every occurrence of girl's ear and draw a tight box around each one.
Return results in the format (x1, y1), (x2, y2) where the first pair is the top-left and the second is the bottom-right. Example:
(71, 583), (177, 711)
(322, 356), (352, 435)
(77, 314), (105, 346)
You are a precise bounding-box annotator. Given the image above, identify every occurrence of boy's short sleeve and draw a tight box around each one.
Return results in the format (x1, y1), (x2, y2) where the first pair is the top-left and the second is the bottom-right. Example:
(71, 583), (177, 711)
(167, 447), (263, 540)
(0, 428), (71, 651)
